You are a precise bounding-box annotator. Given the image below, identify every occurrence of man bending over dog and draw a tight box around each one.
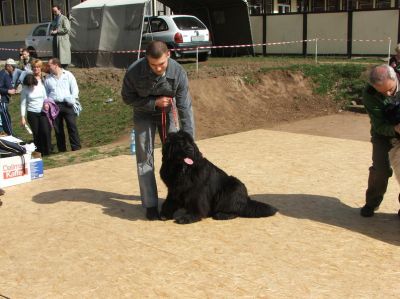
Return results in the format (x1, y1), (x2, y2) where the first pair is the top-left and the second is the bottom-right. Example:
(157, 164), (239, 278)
(361, 64), (400, 217)
(121, 41), (195, 220)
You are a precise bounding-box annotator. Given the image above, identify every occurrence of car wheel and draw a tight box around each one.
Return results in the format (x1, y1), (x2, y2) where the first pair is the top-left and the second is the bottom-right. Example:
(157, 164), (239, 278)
(198, 53), (208, 62)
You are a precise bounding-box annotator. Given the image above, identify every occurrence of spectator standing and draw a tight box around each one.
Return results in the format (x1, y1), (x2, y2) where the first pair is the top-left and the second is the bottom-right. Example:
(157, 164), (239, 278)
(0, 59), (17, 135)
(50, 5), (71, 68)
(20, 74), (51, 155)
(44, 58), (81, 152)
(19, 48), (33, 71)
(389, 43), (400, 77)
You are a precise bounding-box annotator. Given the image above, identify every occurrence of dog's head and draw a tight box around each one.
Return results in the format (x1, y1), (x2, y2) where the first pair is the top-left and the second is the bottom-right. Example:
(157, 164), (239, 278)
(162, 131), (201, 164)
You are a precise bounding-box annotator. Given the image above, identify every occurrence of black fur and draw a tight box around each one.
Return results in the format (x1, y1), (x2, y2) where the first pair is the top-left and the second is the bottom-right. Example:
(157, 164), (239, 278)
(384, 100), (400, 125)
(160, 131), (277, 224)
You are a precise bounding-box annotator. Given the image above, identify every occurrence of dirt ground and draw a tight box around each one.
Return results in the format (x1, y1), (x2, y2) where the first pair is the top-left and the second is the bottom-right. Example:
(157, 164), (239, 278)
(73, 63), (340, 142)
(0, 112), (399, 298)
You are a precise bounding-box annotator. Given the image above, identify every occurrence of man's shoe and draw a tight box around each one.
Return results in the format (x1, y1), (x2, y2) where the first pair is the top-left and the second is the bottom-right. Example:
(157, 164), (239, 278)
(360, 205), (377, 217)
(146, 207), (160, 221)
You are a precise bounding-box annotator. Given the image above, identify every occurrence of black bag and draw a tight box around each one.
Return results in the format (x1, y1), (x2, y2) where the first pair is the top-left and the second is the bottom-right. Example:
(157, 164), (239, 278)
(0, 139), (27, 175)
(0, 139), (26, 157)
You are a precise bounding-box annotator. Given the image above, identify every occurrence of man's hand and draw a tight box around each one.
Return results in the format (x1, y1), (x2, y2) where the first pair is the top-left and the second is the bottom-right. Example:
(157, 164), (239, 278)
(155, 96), (172, 108)
(394, 124), (400, 134)
(8, 89), (16, 95)
(21, 117), (26, 126)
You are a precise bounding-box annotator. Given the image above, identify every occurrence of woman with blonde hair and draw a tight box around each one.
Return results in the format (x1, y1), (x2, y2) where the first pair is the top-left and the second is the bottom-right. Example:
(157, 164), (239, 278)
(30, 59), (48, 83)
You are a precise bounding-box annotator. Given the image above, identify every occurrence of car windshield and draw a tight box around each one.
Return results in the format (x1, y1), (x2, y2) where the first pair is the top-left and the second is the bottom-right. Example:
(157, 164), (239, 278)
(173, 17), (206, 30)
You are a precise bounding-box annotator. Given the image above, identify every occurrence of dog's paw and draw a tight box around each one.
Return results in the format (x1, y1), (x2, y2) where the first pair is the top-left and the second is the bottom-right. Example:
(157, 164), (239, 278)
(159, 213), (172, 221)
(174, 214), (200, 224)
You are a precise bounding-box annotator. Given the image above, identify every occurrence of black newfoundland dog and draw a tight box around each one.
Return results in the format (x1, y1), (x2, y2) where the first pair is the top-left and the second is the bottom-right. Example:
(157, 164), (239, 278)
(160, 131), (277, 224)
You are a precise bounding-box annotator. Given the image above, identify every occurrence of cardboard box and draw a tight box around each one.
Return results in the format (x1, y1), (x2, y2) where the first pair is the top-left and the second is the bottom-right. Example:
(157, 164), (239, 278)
(0, 154), (31, 188)
(30, 158), (43, 180)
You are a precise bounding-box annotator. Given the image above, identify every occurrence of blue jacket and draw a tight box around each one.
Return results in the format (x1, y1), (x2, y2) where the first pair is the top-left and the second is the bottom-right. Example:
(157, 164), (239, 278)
(0, 69), (13, 103)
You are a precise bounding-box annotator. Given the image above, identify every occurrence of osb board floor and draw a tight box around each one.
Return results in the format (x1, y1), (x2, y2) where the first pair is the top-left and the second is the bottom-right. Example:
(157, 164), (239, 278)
(0, 129), (399, 298)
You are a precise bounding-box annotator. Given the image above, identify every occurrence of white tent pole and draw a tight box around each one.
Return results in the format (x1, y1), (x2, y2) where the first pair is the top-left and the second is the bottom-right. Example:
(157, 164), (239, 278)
(137, 1), (148, 60)
(388, 37), (392, 64)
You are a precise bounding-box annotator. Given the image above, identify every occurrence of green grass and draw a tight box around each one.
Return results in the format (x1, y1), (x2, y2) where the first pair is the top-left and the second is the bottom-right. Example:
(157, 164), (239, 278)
(258, 63), (368, 104)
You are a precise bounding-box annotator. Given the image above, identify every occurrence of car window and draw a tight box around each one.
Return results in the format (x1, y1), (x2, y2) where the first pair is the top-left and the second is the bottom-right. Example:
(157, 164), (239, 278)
(173, 17), (206, 30)
(32, 24), (48, 36)
(149, 18), (168, 33)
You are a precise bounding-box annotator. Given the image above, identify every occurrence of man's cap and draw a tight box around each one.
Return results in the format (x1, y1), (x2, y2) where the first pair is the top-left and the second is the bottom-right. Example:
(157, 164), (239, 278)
(5, 58), (17, 66)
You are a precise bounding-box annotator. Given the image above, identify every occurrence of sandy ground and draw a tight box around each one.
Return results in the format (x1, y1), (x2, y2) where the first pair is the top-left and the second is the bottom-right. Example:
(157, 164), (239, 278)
(0, 114), (399, 298)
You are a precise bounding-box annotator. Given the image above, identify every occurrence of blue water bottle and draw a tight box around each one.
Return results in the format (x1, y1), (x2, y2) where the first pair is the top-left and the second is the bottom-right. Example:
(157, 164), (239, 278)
(130, 129), (136, 155)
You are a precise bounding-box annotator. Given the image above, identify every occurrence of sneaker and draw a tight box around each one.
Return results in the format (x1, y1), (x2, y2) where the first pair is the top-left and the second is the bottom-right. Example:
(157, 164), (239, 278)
(360, 205), (377, 217)
(146, 207), (160, 221)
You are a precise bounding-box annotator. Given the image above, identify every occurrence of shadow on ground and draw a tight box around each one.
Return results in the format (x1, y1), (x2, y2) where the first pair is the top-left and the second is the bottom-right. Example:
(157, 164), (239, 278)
(32, 189), (146, 221)
(253, 194), (399, 246)
(32, 190), (399, 244)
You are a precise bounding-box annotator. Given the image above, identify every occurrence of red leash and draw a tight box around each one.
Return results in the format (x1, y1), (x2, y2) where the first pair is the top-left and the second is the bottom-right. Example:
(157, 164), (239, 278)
(161, 98), (179, 144)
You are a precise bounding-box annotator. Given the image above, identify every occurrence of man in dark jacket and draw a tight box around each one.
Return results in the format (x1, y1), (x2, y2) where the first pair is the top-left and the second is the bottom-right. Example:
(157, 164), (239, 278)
(121, 41), (195, 220)
(362, 64), (400, 217)
(0, 59), (17, 135)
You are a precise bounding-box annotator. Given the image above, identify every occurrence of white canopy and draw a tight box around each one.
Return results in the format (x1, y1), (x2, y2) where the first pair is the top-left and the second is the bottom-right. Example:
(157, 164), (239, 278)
(70, 0), (149, 67)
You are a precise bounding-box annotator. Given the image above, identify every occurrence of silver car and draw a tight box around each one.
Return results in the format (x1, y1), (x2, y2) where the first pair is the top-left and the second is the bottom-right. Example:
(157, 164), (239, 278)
(141, 15), (212, 61)
(25, 22), (52, 58)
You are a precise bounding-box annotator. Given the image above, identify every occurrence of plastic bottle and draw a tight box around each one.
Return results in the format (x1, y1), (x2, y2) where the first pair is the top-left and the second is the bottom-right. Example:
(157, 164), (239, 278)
(130, 129), (136, 155)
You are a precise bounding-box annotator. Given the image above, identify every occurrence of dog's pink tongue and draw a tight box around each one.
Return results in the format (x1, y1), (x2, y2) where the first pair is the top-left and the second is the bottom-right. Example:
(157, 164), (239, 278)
(184, 158), (194, 165)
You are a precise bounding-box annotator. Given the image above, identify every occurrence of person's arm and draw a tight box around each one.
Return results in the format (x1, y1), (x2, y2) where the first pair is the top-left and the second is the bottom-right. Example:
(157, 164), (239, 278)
(0, 73), (15, 96)
(69, 72), (79, 100)
(363, 87), (396, 137)
(0, 73), (9, 96)
(20, 88), (27, 125)
(121, 71), (157, 112)
(57, 16), (71, 35)
(175, 70), (195, 138)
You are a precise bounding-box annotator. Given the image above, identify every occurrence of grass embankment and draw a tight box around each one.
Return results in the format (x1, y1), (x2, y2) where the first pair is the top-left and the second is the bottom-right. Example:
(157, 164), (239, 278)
(7, 58), (369, 168)
(255, 63), (367, 105)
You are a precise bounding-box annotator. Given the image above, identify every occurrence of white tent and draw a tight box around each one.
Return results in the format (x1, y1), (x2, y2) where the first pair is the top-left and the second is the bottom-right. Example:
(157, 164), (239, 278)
(70, 0), (149, 68)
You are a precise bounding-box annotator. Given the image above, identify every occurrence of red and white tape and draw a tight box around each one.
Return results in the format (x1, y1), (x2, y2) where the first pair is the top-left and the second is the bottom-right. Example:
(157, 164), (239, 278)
(0, 37), (391, 55)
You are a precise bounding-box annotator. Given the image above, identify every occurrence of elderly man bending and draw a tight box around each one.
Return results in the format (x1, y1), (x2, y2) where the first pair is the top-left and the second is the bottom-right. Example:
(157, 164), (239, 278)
(361, 64), (400, 217)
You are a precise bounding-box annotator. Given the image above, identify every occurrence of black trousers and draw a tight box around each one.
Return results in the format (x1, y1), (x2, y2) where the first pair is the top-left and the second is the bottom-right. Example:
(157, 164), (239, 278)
(365, 136), (393, 208)
(27, 111), (52, 155)
(54, 103), (81, 152)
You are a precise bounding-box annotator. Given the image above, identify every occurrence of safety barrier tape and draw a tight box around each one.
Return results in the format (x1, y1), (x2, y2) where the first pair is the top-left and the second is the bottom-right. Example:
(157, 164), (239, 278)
(0, 37), (391, 54)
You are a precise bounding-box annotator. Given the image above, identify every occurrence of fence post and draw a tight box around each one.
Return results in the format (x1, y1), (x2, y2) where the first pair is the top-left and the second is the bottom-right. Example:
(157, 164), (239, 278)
(315, 38), (318, 64)
(196, 47), (199, 75)
(388, 37), (392, 64)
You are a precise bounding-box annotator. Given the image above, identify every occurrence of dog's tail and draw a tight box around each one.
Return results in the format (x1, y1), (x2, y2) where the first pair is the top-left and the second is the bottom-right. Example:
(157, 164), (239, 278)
(240, 197), (278, 218)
